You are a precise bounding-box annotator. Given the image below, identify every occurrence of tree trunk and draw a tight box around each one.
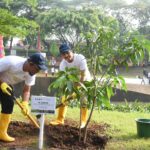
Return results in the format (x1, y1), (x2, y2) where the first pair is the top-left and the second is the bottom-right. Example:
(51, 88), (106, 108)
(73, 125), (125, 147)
(79, 105), (82, 142)
(9, 37), (13, 53)
(83, 97), (95, 143)
(43, 40), (51, 56)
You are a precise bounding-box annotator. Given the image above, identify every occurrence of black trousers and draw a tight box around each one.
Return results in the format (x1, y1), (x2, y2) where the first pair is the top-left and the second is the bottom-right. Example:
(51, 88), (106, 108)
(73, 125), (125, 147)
(0, 87), (14, 114)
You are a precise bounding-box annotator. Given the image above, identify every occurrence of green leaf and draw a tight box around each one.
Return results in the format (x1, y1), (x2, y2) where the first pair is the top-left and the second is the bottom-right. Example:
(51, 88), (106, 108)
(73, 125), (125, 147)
(67, 81), (73, 92)
(106, 86), (112, 99)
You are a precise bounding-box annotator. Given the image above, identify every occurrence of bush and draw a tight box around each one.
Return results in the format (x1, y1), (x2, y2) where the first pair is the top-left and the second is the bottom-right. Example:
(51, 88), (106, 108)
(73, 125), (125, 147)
(102, 100), (149, 113)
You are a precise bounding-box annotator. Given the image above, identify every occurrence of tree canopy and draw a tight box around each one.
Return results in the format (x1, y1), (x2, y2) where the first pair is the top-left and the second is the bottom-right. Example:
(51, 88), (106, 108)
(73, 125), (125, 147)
(0, 8), (38, 37)
(0, 0), (149, 59)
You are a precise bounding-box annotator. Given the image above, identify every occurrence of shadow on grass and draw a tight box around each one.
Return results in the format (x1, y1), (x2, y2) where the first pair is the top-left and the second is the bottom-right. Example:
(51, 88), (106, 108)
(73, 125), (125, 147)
(115, 133), (150, 141)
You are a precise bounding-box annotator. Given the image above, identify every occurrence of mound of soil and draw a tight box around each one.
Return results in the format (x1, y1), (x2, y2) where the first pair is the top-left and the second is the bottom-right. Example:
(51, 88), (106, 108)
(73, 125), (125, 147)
(0, 119), (109, 150)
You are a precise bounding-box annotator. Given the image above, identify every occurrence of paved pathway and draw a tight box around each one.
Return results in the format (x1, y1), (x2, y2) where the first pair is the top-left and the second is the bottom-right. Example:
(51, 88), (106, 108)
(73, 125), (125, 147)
(124, 77), (150, 95)
(124, 77), (143, 85)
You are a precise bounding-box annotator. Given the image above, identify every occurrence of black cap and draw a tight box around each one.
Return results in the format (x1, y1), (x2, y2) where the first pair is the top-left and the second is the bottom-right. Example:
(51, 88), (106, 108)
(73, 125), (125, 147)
(28, 53), (47, 71)
(59, 43), (71, 54)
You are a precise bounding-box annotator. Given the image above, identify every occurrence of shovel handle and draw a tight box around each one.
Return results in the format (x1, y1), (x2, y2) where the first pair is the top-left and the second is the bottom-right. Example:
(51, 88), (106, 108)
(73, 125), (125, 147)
(15, 99), (40, 129)
(56, 94), (75, 109)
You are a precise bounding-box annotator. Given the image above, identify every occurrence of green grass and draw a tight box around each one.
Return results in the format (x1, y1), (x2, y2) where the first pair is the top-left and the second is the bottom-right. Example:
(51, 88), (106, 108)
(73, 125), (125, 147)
(91, 110), (150, 150)
(12, 105), (150, 150)
(62, 107), (150, 150)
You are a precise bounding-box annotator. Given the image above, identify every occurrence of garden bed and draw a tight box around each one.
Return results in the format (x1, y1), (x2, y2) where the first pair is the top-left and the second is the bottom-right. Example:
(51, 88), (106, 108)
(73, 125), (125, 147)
(0, 119), (109, 150)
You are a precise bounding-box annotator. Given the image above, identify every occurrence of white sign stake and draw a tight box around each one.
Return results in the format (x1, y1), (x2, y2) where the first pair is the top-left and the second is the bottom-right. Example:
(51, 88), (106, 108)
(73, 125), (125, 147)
(31, 96), (56, 150)
(39, 114), (45, 149)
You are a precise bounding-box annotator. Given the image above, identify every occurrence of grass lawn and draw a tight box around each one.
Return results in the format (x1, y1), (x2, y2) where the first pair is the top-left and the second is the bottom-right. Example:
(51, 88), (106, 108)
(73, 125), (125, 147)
(12, 105), (150, 150)
(67, 108), (150, 150)
(94, 110), (150, 150)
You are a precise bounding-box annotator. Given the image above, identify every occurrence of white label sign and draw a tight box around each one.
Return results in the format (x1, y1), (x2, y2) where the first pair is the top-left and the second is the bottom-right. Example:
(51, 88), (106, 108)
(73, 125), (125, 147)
(31, 96), (56, 114)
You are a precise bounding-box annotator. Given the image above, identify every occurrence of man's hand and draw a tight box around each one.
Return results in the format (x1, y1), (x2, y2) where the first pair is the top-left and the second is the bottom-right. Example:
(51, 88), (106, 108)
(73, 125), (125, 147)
(71, 92), (77, 99)
(0, 82), (12, 96)
(21, 101), (29, 116)
(61, 93), (77, 104)
(74, 82), (80, 88)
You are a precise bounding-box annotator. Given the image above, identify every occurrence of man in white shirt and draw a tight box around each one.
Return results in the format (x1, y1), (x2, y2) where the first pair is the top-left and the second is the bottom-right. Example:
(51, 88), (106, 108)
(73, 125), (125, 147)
(0, 53), (47, 142)
(50, 43), (91, 128)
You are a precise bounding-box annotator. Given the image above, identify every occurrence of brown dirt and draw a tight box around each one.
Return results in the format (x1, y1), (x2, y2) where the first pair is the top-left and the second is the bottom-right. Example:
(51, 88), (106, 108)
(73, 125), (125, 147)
(0, 119), (109, 150)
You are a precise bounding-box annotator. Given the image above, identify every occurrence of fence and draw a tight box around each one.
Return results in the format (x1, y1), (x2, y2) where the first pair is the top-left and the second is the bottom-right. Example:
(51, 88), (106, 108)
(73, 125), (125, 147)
(14, 77), (150, 103)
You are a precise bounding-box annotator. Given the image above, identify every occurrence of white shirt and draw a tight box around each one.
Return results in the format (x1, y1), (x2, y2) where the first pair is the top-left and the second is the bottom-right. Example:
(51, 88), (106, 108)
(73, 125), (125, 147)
(0, 56), (36, 86)
(59, 53), (91, 81)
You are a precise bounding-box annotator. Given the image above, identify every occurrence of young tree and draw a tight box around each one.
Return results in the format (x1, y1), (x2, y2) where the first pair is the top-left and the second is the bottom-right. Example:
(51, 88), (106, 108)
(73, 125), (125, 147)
(48, 22), (145, 143)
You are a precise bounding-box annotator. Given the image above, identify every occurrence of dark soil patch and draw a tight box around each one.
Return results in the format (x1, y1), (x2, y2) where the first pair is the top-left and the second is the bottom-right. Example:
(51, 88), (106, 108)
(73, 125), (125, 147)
(0, 119), (109, 150)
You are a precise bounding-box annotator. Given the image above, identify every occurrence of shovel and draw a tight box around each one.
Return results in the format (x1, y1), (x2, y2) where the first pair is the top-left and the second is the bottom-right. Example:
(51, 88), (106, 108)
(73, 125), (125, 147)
(13, 96), (40, 129)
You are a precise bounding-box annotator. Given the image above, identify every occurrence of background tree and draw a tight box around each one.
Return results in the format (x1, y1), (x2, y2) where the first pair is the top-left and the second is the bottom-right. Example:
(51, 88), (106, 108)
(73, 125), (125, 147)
(50, 42), (59, 57)
(36, 7), (117, 54)
(0, 8), (38, 37)
(1, 0), (149, 61)
(0, 0), (39, 50)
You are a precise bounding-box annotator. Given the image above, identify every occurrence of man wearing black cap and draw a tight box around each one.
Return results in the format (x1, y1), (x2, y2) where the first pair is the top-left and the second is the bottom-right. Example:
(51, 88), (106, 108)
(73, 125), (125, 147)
(50, 43), (91, 128)
(0, 53), (47, 142)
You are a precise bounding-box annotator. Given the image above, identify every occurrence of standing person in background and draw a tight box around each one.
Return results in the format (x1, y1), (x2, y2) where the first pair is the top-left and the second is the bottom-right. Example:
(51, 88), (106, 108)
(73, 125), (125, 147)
(0, 53), (47, 142)
(40, 53), (48, 77)
(50, 43), (91, 128)
(51, 56), (56, 76)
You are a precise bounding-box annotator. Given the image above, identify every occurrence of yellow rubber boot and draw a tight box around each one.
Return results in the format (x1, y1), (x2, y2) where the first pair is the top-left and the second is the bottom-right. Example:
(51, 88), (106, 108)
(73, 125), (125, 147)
(0, 113), (15, 142)
(50, 105), (67, 125)
(80, 108), (88, 129)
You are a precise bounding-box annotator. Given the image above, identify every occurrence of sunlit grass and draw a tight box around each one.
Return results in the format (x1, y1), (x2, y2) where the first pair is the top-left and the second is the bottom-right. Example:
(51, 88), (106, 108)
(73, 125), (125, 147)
(67, 108), (150, 150)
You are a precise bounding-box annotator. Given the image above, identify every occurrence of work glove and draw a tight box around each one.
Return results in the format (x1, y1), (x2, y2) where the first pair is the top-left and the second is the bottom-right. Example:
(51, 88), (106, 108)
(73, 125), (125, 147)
(71, 92), (77, 99)
(61, 93), (77, 105)
(21, 101), (29, 116)
(0, 82), (12, 96)
(61, 95), (66, 104)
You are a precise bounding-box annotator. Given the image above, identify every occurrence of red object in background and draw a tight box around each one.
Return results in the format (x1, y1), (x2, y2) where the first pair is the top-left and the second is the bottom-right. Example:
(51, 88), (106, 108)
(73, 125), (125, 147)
(37, 29), (41, 52)
(0, 35), (5, 58)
